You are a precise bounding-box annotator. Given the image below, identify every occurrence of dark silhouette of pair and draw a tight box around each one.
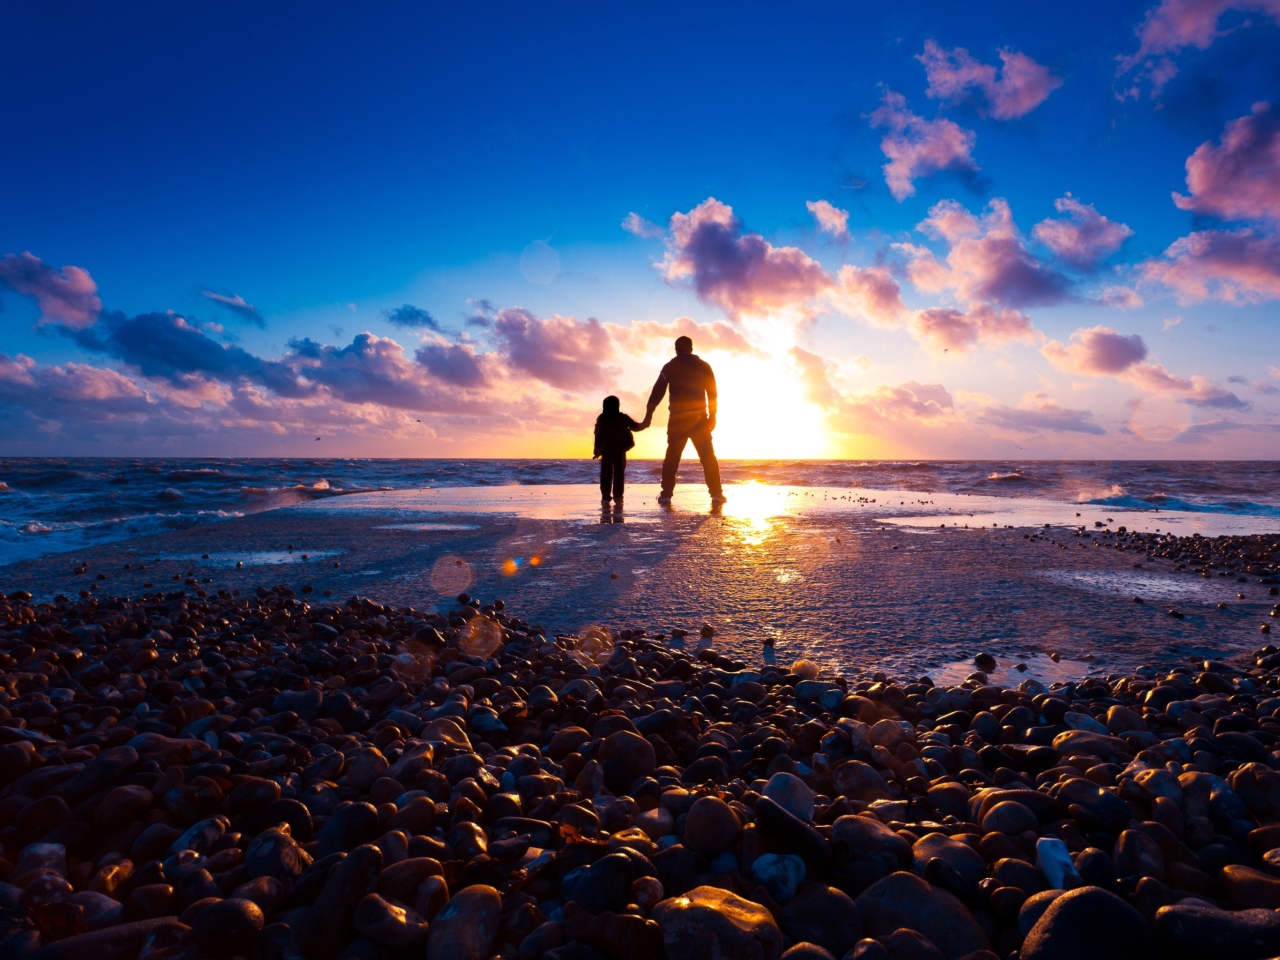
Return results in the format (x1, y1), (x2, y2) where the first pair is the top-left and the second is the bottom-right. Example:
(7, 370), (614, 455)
(593, 336), (724, 506)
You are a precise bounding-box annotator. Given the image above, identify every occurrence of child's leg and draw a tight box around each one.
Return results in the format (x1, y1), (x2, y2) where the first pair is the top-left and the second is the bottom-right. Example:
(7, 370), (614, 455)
(614, 452), (626, 501)
(600, 455), (612, 500)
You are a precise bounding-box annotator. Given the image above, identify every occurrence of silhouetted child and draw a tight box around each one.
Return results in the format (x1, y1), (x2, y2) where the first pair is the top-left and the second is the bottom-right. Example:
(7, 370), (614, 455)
(593, 395), (646, 506)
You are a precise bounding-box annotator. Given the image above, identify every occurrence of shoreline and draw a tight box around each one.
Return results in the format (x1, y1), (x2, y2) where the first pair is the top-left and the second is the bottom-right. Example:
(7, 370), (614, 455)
(5, 475), (1280, 571)
(2, 490), (1278, 682)
(2, 586), (1280, 958)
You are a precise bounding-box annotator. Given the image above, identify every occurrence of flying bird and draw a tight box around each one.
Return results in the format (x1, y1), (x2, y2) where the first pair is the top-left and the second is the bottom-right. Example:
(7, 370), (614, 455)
(315, 437), (321, 441)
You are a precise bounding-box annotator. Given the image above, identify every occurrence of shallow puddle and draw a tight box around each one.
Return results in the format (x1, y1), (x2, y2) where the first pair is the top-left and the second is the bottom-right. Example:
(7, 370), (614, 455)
(163, 550), (342, 567)
(374, 523), (480, 531)
(930, 650), (1104, 687)
(1039, 568), (1216, 602)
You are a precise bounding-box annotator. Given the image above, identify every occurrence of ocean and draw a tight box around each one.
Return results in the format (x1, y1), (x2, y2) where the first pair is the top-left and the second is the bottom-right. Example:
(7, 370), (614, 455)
(2, 458), (1279, 568)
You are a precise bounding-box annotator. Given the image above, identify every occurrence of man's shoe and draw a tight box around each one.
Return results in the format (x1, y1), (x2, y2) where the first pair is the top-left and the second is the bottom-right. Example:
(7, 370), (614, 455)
(656, 493), (673, 504)
(710, 493), (727, 504)
(601, 498), (611, 508)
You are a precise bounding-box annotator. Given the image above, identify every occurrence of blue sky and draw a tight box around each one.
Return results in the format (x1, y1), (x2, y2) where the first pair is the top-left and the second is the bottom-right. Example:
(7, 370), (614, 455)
(2, 0), (1279, 457)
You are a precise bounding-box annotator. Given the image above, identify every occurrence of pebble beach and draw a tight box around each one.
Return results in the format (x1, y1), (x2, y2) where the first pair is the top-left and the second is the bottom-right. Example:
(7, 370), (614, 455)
(0, 519), (1279, 960)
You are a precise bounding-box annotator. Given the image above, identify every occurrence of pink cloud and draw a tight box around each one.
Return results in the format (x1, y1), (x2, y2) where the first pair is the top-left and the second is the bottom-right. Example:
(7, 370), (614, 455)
(288, 333), (446, 410)
(806, 200), (850, 238)
(608, 317), (761, 357)
(903, 199), (1072, 307)
(0, 352), (151, 422)
(1126, 361), (1249, 407)
(1171, 418), (1280, 444)
(847, 380), (955, 422)
(979, 392), (1105, 434)
(789, 346), (841, 408)
(1043, 324), (1246, 408)
(1099, 286), (1144, 308)
(1119, 0), (1280, 95)
(0, 252), (102, 329)
(661, 198), (833, 317)
(1042, 325), (1148, 374)
(621, 212), (663, 239)
(492, 307), (614, 390)
(414, 339), (488, 388)
(835, 264), (907, 327)
(1173, 102), (1280, 224)
(912, 302), (1037, 353)
(1142, 228), (1280, 302)
(868, 91), (979, 201)
(782, 344), (956, 425)
(917, 40), (1062, 119)
(1032, 194), (1134, 269)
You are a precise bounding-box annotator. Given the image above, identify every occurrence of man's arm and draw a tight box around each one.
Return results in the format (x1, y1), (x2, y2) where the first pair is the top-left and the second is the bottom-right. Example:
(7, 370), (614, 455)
(644, 369), (668, 426)
(705, 363), (717, 431)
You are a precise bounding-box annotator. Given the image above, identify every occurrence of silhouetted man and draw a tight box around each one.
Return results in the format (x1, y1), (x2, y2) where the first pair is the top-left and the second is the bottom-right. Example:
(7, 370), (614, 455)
(643, 336), (725, 504)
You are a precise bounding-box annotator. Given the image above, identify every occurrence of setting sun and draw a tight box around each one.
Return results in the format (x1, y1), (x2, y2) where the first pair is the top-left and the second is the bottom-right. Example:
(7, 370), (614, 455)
(627, 334), (837, 461)
(710, 352), (833, 459)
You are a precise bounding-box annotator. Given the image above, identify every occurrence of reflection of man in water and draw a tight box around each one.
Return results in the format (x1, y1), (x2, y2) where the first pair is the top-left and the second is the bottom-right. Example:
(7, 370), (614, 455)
(643, 336), (725, 504)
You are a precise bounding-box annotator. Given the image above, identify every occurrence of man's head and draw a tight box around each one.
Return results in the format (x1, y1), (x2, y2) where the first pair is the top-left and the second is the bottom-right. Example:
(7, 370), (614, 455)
(674, 336), (693, 356)
(602, 395), (620, 414)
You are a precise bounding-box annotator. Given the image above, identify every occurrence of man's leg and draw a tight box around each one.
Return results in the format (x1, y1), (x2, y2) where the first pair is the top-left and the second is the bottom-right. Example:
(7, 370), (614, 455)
(660, 430), (689, 497)
(690, 423), (723, 497)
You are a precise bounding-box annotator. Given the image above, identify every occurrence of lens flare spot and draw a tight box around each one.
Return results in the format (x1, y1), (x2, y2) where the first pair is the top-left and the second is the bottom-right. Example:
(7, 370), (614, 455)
(458, 616), (504, 658)
(430, 555), (472, 595)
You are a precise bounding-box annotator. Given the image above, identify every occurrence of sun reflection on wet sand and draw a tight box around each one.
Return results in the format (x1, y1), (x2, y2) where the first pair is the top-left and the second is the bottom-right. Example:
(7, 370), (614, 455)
(717, 480), (790, 547)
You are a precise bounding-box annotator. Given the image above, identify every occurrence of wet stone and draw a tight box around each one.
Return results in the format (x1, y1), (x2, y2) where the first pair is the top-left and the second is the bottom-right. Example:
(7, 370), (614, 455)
(192, 897), (265, 956)
(232, 876), (288, 914)
(681, 797), (740, 860)
(912, 835), (986, 888)
(317, 803), (379, 858)
(1153, 902), (1280, 959)
(562, 853), (633, 914)
(981, 801), (1037, 836)
(779, 946), (835, 960)
(763, 772), (814, 822)
(1021, 886), (1149, 960)
(423, 883), (503, 960)
(651, 885), (783, 960)
(779, 884), (861, 958)
(855, 872), (991, 960)
(92, 786), (153, 826)
(751, 854), (806, 904)
(352, 893), (429, 950)
(245, 827), (312, 882)
(299, 843), (383, 960)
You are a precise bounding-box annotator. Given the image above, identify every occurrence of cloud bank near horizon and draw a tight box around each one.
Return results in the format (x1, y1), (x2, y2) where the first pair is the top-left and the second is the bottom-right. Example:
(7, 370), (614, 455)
(1, 184), (1266, 456)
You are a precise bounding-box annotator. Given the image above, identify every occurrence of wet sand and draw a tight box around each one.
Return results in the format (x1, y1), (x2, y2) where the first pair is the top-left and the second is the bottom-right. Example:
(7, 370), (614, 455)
(2, 484), (1277, 681)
